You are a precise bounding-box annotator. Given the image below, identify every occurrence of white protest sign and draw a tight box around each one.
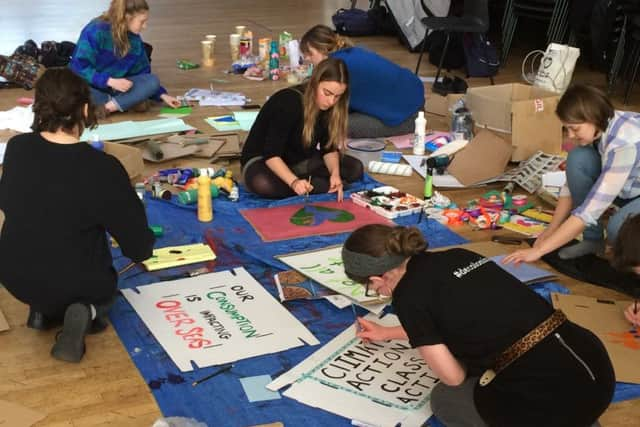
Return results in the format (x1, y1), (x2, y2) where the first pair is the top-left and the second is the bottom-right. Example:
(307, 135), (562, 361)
(121, 267), (319, 372)
(276, 246), (388, 312)
(268, 314), (438, 427)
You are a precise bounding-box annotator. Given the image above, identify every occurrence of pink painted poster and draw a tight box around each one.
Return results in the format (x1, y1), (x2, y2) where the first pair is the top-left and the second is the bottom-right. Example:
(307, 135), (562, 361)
(240, 200), (393, 242)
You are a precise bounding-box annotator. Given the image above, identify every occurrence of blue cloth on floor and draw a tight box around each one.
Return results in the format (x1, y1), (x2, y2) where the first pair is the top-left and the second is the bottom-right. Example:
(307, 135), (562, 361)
(109, 175), (639, 427)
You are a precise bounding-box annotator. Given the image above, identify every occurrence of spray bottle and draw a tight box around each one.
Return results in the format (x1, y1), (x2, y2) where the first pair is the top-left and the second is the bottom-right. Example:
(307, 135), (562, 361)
(413, 111), (426, 156)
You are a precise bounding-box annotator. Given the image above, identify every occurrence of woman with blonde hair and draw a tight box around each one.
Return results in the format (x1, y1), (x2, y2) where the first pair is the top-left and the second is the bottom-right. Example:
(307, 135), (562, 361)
(300, 25), (424, 138)
(342, 224), (614, 427)
(241, 57), (363, 200)
(70, 0), (180, 115)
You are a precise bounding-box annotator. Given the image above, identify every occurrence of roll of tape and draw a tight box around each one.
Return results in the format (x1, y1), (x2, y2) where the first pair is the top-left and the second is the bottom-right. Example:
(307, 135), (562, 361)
(368, 161), (412, 176)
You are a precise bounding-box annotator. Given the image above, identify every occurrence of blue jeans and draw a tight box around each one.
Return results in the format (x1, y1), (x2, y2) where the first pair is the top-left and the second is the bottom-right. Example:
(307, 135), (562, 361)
(89, 73), (160, 112)
(566, 144), (640, 243)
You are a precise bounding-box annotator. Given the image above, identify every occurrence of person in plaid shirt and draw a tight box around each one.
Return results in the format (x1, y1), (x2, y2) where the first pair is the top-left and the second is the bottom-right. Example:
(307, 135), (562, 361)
(69, 0), (180, 115)
(505, 84), (640, 265)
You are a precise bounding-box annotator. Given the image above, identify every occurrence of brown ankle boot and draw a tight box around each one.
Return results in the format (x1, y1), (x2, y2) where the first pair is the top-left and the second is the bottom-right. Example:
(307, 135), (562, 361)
(131, 100), (150, 113)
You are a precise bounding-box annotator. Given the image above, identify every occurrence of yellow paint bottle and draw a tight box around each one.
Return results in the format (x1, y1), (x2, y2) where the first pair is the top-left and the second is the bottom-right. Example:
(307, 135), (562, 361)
(197, 169), (213, 222)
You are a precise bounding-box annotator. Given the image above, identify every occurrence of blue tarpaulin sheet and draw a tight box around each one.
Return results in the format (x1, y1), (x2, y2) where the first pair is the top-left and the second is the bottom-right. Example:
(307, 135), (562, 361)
(109, 175), (639, 426)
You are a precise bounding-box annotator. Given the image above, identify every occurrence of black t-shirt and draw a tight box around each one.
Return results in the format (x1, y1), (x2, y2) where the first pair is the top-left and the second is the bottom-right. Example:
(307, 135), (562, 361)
(0, 133), (154, 313)
(393, 248), (615, 426)
(240, 87), (333, 167)
(393, 248), (552, 375)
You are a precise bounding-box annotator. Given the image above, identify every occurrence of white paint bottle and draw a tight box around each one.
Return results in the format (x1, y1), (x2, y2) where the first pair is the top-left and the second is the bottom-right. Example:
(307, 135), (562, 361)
(413, 111), (426, 155)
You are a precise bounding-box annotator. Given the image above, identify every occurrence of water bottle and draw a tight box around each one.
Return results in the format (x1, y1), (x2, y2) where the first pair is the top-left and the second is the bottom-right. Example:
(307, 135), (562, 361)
(413, 111), (426, 155)
(269, 40), (280, 81)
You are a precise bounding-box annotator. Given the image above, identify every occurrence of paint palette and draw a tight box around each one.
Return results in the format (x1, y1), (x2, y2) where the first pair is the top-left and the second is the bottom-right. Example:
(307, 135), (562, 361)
(350, 186), (425, 219)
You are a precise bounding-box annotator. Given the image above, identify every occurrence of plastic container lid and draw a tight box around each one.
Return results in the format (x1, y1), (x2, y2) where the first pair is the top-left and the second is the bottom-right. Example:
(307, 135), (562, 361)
(346, 139), (385, 153)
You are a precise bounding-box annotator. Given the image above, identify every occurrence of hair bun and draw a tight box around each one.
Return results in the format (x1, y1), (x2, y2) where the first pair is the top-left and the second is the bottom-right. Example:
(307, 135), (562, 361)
(386, 226), (427, 257)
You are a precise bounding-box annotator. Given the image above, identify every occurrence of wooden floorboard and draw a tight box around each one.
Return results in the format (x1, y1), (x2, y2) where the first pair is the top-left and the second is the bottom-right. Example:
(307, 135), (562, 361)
(0, 1), (639, 425)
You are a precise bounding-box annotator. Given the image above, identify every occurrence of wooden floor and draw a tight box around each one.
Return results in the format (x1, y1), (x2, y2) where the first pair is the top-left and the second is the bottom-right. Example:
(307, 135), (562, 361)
(0, 1), (639, 425)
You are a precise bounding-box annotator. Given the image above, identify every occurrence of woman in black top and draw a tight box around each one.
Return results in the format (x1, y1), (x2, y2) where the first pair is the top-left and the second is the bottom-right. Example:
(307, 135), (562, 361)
(341, 224), (614, 427)
(0, 68), (154, 363)
(241, 57), (363, 200)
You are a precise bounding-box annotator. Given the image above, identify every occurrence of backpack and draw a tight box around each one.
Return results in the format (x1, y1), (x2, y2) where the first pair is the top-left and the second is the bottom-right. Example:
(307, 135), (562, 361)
(463, 33), (499, 77)
(332, 8), (378, 36)
(0, 53), (43, 89)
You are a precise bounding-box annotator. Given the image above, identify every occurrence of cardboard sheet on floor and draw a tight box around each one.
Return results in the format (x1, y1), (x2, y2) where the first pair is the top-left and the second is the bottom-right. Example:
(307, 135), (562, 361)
(240, 200), (392, 242)
(142, 141), (200, 162)
(551, 293), (639, 384)
(0, 307), (9, 331)
(121, 267), (319, 372)
(0, 399), (46, 427)
(276, 245), (388, 310)
(447, 129), (513, 186)
(268, 313), (437, 427)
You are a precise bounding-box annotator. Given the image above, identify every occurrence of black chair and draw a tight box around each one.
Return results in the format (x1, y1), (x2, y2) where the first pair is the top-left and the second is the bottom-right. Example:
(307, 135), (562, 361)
(501, 0), (570, 66)
(414, 0), (490, 89)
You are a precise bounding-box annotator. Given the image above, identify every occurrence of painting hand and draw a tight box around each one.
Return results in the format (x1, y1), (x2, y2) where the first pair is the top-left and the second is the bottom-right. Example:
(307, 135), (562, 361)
(161, 94), (182, 108)
(328, 175), (343, 202)
(624, 303), (640, 327)
(355, 318), (387, 342)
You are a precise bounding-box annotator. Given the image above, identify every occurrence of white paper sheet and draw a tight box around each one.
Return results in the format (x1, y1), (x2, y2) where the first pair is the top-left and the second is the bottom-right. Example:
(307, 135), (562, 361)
(276, 246), (389, 313)
(121, 267), (319, 372)
(268, 314), (437, 427)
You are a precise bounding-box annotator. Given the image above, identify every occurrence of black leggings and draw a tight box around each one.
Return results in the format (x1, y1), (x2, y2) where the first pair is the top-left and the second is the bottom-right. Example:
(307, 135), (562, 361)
(243, 154), (364, 199)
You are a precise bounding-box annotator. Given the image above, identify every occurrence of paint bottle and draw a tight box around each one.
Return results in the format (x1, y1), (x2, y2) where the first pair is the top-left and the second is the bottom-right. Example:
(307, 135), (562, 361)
(178, 184), (219, 205)
(413, 111), (426, 156)
(197, 170), (213, 222)
(269, 40), (280, 81)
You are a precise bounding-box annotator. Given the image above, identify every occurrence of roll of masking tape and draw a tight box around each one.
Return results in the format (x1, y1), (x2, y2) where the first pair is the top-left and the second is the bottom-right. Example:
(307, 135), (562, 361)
(368, 161), (412, 176)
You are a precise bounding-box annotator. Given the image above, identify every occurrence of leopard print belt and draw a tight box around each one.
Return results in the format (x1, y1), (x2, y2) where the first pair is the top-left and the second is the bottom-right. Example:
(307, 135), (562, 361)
(479, 310), (567, 387)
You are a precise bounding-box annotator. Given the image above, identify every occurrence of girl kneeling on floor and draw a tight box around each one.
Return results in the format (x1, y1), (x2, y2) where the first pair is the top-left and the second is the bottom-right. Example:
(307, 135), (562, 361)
(342, 224), (614, 427)
(0, 68), (155, 363)
(241, 57), (363, 200)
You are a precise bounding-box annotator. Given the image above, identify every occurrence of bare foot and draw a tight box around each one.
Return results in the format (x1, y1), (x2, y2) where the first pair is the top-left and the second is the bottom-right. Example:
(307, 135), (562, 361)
(105, 100), (118, 113)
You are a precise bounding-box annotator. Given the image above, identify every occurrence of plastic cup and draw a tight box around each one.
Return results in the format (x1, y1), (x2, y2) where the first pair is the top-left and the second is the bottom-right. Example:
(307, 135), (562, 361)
(229, 33), (241, 61)
(201, 40), (214, 67)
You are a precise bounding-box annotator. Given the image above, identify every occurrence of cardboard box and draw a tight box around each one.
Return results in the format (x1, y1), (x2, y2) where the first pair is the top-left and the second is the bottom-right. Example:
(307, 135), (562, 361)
(465, 83), (563, 161)
(446, 129), (513, 186)
(425, 89), (464, 118)
(104, 142), (144, 181)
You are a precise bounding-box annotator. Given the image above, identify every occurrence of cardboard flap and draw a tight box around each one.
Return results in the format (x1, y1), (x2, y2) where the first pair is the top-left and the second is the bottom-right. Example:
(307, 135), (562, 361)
(466, 84), (514, 132)
(511, 97), (562, 160)
(447, 129), (513, 186)
(103, 142), (144, 180)
(551, 293), (639, 384)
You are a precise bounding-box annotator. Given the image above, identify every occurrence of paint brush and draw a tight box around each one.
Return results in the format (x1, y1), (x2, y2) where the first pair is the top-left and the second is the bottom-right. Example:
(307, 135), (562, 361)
(304, 175), (311, 204)
(351, 303), (361, 332)
(118, 262), (137, 275)
(192, 364), (233, 386)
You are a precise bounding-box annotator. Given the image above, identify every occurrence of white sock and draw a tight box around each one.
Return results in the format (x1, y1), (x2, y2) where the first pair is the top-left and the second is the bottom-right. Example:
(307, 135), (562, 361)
(89, 304), (97, 320)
